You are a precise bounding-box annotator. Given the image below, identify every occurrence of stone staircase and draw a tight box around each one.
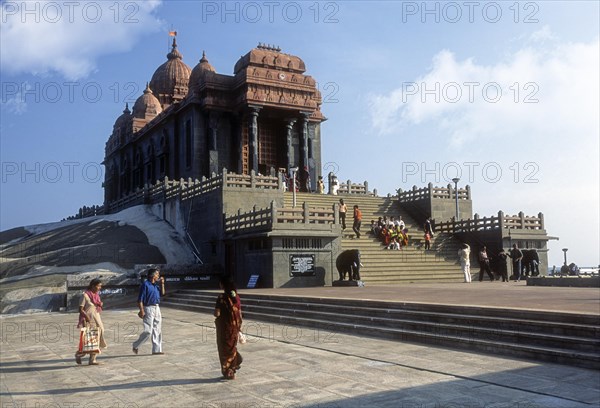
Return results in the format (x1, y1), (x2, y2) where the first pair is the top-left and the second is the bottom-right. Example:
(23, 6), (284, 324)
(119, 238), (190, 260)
(161, 291), (600, 369)
(283, 193), (464, 284)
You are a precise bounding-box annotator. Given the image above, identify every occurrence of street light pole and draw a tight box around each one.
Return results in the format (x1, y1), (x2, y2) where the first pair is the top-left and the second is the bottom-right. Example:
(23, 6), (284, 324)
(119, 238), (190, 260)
(562, 248), (568, 265)
(452, 177), (460, 220)
(290, 167), (299, 208)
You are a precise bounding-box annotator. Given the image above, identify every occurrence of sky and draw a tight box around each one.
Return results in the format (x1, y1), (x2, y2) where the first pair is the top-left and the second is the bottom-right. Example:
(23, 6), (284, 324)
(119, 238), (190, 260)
(1, 0), (598, 268)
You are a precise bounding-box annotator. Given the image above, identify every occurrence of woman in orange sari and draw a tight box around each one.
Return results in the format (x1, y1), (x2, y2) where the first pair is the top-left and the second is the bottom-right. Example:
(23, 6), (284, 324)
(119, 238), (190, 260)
(214, 276), (243, 380)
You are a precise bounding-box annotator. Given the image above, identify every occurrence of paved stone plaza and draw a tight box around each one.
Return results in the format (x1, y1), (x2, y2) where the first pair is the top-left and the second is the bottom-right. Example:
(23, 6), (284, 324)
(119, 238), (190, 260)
(1, 303), (599, 408)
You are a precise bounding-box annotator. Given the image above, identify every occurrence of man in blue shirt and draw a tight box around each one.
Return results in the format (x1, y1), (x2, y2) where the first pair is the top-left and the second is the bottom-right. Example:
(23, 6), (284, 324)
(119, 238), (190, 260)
(132, 268), (165, 355)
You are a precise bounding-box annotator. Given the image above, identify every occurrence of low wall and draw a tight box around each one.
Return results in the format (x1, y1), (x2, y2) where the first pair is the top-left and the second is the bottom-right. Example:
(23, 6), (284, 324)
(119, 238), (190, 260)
(527, 277), (600, 288)
(66, 264), (220, 311)
(66, 274), (139, 311)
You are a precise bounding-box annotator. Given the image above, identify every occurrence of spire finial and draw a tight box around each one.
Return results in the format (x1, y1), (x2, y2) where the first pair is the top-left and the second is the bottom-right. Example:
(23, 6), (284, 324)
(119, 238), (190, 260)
(167, 37), (183, 60)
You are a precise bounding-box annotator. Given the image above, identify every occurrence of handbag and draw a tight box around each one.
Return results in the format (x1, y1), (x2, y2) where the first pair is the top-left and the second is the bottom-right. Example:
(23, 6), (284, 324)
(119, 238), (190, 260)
(78, 324), (100, 354)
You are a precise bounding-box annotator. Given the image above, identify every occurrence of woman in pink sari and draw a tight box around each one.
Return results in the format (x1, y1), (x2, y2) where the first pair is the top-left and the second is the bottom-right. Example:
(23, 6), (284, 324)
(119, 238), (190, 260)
(75, 278), (107, 365)
(214, 276), (243, 379)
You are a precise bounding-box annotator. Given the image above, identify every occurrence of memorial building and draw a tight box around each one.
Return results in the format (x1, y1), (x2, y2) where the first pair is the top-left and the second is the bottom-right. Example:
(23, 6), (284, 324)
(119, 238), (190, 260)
(98, 38), (552, 289)
(104, 39), (325, 203)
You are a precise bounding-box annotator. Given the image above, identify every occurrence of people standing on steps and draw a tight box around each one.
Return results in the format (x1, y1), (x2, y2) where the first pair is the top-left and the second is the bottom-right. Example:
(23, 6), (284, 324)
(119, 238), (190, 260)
(458, 243), (471, 283)
(338, 199), (347, 230)
(353, 205), (362, 238)
(424, 217), (434, 237)
(299, 166), (310, 192)
(424, 232), (431, 250)
(478, 246), (494, 282)
(316, 176), (325, 194)
(397, 216), (405, 230)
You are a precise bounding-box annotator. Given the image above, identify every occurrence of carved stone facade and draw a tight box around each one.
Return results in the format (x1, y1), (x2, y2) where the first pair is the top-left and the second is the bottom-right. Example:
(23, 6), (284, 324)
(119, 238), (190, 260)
(103, 42), (326, 204)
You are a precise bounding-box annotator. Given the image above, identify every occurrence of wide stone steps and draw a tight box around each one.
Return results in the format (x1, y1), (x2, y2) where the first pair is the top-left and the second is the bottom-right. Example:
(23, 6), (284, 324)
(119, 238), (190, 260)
(162, 290), (600, 369)
(283, 192), (464, 283)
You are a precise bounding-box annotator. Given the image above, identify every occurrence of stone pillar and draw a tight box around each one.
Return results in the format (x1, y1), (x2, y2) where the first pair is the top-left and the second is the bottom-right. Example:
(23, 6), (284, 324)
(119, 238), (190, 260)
(285, 118), (296, 170)
(236, 115), (243, 174)
(209, 112), (220, 175)
(519, 211), (525, 229)
(300, 113), (310, 169)
(248, 107), (260, 174)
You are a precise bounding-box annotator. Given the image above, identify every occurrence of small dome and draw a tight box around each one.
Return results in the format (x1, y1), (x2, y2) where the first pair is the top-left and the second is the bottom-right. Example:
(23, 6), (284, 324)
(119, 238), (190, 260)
(132, 84), (162, 120)
(188, 51), (216, 91)
(113, 103), (132, 130)
(149, 38), (192, 104)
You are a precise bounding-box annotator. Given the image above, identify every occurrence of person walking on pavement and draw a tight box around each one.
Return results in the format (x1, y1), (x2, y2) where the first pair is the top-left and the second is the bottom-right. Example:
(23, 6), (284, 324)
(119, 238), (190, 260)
(75, 278), (107, 365)
(133, 268), (165, 355)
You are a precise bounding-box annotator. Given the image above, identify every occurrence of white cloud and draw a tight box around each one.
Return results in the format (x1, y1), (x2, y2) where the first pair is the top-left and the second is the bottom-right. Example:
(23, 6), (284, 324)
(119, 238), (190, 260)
(368, 28), (599, 266)
(0, 1), (163, 80)
(0, 81), (30, 114)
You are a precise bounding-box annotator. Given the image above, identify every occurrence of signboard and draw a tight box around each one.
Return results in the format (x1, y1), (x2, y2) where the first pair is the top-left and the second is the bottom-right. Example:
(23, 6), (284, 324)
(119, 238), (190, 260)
(164, 275), (211, 283)
(290, 254), (316, 276)
(247, 274), (260, 288)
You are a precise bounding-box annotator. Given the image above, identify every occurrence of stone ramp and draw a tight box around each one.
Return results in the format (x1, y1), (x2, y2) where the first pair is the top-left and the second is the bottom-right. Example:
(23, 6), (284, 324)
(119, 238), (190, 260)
(163, 284), (600, 370)
(1, 308), (599, 407)
(283, 193), (464, 284)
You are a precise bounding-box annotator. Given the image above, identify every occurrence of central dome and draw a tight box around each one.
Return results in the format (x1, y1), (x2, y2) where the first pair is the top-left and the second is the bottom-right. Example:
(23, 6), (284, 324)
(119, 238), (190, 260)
(149, 38), (192, 106)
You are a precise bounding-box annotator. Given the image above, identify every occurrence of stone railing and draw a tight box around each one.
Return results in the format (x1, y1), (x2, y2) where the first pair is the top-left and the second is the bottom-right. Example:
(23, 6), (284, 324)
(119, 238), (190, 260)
(93, 169), (280, 215)
(337, 179), (376, 196)
(64, 204), (105, 220)
(398, 182), (471, 202)
(72, 171), (374, 220)
(224, 201), (337, 234)
(436, 211), (545, 233)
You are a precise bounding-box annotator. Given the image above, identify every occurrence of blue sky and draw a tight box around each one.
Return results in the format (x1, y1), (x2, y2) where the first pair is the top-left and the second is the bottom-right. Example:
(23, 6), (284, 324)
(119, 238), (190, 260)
(1, 1), (598, 267)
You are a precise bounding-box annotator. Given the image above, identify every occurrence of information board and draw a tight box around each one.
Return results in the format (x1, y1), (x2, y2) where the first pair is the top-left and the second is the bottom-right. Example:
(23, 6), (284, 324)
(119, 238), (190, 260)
(289, 254), (316, 276)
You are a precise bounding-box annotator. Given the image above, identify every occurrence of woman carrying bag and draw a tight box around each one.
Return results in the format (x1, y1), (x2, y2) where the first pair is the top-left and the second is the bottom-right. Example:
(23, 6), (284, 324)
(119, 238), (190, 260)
(75, 278), (107, 365)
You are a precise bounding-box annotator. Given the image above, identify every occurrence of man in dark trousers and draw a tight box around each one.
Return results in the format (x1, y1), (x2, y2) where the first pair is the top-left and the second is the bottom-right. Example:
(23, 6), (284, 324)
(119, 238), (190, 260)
(133, 268), (166, 355)
(509, 244), (524, 282)
(353, 205), (362, 238)
(478, 246), (494, 282)
(338, 199), (347, 230)
(496, 249), (509, 282)
(424, 217), (434, 236)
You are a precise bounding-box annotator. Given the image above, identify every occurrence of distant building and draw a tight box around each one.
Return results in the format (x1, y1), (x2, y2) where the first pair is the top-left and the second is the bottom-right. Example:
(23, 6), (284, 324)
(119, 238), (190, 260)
(103, 40), (326, 204)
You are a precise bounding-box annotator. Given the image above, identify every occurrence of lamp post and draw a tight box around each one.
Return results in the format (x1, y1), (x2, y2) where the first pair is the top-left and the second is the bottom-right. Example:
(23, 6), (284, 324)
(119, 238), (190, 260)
(562, 248), (568, 265)
(452, 177), (460, 220)
(290, 167), (299, 207)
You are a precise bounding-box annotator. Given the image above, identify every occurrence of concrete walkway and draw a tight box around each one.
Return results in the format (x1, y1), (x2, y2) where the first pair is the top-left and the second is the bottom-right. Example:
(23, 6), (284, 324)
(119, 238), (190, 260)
(1, 305), (599, 408)
(243, 282), (600, 315)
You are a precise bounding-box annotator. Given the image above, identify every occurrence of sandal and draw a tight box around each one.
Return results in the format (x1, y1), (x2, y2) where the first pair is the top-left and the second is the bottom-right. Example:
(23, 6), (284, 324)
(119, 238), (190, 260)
(75, 354), (82, 365)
